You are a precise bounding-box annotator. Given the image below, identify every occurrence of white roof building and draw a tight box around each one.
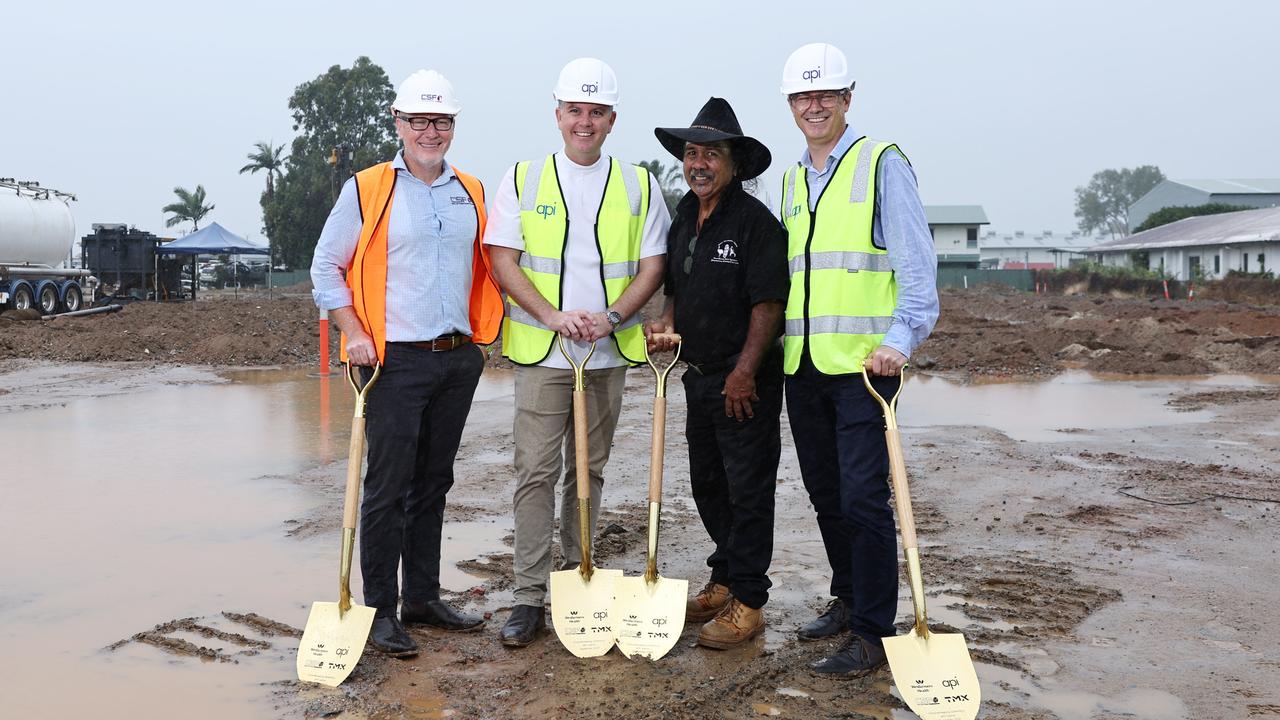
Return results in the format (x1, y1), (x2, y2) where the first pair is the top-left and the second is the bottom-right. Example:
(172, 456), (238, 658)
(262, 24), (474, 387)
(979, 230), (1103, 269)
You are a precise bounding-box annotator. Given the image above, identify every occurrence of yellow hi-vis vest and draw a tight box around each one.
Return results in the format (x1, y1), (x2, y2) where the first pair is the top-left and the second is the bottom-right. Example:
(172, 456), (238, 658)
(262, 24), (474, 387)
(501, 155), (650, 365)
(781, 137), (901, 375)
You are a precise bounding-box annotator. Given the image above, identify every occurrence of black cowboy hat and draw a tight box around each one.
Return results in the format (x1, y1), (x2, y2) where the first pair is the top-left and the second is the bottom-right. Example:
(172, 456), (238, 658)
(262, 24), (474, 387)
(654, 97), (771, 181)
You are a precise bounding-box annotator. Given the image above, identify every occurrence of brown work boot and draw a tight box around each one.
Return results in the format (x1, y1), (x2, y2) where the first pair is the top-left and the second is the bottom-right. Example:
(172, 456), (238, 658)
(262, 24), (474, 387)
(686, 581), (731, 623)
(696, 597), (766, 650)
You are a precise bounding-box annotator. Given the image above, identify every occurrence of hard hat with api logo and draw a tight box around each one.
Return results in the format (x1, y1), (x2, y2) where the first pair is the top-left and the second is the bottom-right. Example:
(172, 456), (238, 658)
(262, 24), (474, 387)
(553, 58), (619, 106)
(780, 43), (853, 95)
(393, 70), (461, 115)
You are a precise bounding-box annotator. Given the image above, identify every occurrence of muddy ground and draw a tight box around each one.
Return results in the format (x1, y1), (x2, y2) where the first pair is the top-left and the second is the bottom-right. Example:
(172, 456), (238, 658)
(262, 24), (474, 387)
(4, 285), (1279, 719)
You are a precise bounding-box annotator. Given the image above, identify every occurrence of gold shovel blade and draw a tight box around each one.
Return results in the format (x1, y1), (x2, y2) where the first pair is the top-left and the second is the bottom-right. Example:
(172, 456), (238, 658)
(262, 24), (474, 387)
(296, 601), (376, 687)
(883, 630), (982, 720)
(611, 575), (687, 660)
(549, 567), (624, 658)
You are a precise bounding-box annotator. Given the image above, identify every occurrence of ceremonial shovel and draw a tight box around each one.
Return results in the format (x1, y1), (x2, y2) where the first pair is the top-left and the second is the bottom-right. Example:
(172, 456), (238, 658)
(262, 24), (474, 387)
(863, 364), (980, 720)
(297, 362), (382, 686)
(612, 333), (687, 660)
(549, 337), (623, 657)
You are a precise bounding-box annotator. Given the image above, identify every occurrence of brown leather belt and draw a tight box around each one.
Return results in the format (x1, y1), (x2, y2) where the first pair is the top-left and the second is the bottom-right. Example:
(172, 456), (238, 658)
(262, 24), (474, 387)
(403, 334), (471, 352)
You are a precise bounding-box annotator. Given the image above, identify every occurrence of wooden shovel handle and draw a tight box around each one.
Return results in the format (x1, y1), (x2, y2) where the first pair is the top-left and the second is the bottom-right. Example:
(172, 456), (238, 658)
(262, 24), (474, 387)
(343, 415), (366, 530)
(861, 364), (914, 551)
(884, 425), (917, 552)
(648, 395), (666, 502)
(573, 389), (590, 501)
(341, 362), (380, 531)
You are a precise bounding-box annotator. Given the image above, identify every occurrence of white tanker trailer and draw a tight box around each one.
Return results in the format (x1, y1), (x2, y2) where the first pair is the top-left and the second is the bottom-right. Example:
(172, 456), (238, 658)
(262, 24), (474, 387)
(0, 178), (97, 314)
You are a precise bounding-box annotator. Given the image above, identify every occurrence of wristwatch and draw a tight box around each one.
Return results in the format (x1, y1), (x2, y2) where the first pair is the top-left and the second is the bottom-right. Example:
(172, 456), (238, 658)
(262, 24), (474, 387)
(605, 309), (622, 329)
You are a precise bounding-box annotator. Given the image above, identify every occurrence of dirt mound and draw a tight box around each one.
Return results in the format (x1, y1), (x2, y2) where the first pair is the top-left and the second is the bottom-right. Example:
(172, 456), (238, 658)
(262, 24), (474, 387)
(4, 285), (1279, 377)
(917, 288), (1280, 377)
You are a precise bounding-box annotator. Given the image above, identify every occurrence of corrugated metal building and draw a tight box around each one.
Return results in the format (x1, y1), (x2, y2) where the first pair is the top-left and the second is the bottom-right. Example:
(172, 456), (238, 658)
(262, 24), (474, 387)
(1088, 206), (1280, 280)
(1128, 179), (1280, 231)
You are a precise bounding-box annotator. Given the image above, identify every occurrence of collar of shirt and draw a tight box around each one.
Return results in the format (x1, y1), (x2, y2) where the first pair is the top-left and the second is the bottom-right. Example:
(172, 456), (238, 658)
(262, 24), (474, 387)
(554, 151), (610, 178)
(799, 124), (858, 178)
(674, 179), (745, 233)
(392, 150), (457, 187)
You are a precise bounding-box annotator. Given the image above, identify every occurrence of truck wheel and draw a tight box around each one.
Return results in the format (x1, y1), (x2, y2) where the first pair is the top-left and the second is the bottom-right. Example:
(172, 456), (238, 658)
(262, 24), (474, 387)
(61, 283), (83, 312)
(11, 283), (34, 311)
(37, 283), (60, 315)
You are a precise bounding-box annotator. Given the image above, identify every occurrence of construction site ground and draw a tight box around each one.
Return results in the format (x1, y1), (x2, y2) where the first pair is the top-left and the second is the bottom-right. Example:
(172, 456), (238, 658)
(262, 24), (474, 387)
(1, 284), (1277, 719)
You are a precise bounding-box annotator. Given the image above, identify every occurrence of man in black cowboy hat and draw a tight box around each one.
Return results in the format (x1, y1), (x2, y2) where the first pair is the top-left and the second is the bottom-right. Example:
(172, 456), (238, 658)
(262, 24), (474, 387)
(647, 97), (789, 650)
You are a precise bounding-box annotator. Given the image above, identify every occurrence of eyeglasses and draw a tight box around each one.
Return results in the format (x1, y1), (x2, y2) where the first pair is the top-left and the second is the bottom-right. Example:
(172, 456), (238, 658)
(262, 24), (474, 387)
(395, 113), (455, 132)
(787, 90), (848, 110)
(683, 234), (698, 274)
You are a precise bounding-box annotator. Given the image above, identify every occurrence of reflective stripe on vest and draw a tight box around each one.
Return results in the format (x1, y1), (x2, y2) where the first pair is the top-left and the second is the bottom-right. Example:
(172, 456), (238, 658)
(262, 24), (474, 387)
(344, 161), (504, 363)
(780, 137), (901, 375)
(501, 154), (650, 365)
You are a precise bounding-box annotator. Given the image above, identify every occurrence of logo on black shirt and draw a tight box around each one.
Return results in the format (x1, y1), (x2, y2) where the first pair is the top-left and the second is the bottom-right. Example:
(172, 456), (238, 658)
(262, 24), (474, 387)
(711, 239), (739, 265)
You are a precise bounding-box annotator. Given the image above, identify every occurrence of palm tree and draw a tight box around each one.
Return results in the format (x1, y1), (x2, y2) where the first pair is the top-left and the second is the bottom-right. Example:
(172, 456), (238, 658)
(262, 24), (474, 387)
(239, 141), (287, 202)
(163, 185), (215, 232)
(638, 159), (686, 215)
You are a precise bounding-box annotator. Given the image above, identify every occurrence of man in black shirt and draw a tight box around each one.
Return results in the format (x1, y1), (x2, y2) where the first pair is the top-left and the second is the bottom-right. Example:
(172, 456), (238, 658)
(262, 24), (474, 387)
(648, 97), (789, 650)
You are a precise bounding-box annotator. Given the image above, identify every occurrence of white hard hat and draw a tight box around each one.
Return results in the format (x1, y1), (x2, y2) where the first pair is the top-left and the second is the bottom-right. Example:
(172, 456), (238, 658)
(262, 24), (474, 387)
(553, 57), (619, 106)
(780, 43), (853, 95)
(392, 69), (461, 115)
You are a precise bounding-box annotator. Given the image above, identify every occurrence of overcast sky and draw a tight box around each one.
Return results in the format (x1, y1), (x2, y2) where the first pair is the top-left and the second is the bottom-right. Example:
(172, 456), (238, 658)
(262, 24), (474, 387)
(5, 0), (1277, 249)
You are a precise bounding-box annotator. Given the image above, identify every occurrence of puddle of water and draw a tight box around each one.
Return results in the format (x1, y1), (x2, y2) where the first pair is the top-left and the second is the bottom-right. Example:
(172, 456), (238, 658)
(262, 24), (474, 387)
(898, 371), (1234, 442)
(0, 367), (508, 719)
(977, 662), (1189, 720)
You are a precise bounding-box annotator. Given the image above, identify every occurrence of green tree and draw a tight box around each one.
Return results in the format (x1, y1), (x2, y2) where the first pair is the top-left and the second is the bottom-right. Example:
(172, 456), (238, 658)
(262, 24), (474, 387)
(162, 185), (214, 232)
(264, 57), (399, 269)
(239, 141), (287, 203)
(1133, 202), (1251, 233)
(1073, 165), (1165, 239)
(638, 159), (686, 216)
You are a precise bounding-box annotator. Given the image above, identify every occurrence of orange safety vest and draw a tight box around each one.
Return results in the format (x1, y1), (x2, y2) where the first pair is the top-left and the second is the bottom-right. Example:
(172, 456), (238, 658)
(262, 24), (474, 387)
(342, 161), (504, 362)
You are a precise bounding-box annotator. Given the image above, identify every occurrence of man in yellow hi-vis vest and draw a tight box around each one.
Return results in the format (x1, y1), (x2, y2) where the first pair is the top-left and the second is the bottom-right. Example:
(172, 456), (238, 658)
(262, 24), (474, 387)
(484, 57), (669, 648)
(778, 43), (939, 677)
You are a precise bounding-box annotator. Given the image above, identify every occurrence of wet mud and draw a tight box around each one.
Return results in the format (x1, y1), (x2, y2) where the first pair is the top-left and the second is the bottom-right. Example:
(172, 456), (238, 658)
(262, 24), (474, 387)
(5, 288), (1280, 718)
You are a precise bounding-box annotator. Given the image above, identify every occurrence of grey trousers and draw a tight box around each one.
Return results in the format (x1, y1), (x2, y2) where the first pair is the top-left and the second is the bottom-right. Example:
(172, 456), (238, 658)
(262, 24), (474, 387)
(511, 364), (627, 606)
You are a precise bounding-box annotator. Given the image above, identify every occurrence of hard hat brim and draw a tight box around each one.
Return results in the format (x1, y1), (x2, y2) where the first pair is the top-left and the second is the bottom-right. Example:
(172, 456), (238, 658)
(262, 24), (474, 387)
(392, 100), (462, 115)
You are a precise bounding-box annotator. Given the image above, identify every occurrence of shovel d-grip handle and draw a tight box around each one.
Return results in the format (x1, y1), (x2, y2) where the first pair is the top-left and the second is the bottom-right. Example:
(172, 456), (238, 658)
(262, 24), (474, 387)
(339, 361), (381, 614)
(862, 362), (930, 637)
(558, 337), (597, 582)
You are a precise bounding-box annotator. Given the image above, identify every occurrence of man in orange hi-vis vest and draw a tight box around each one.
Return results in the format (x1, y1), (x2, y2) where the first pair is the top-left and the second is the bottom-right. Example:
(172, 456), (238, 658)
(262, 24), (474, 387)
(310, 69), (503, 659)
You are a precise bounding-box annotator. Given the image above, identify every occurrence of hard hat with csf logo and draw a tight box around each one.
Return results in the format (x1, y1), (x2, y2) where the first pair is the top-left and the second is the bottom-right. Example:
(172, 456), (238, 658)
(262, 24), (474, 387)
(392, 70), (461, 115)
(553, 57), (619, 106)
(780, 43), (854, 95)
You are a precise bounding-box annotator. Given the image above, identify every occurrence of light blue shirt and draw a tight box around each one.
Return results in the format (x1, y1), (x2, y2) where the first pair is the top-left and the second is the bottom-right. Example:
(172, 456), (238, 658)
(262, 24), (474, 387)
(310, 151), (477, 341)
(799, 125), (939, 357)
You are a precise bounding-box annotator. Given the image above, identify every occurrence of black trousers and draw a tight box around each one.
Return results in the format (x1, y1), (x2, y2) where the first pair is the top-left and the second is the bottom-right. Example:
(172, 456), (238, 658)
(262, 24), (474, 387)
(785, 354), (901, 645)
(681, 353), (782, 609)
(359, 341), (485, 612)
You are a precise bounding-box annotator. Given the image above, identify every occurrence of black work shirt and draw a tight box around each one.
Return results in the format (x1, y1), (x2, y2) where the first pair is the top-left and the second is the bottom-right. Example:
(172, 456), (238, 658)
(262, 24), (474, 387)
(663, 181), (789, 364)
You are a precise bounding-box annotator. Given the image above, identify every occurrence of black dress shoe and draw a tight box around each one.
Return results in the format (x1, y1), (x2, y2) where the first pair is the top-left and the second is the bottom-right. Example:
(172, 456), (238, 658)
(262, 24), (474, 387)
(401, 598), (484, 632)
(797, 598), (850, 641)
(810, 634), (887, 678)
(369, 615), (418, 658)
(499, 604), (546, 648)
